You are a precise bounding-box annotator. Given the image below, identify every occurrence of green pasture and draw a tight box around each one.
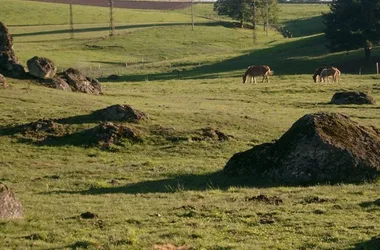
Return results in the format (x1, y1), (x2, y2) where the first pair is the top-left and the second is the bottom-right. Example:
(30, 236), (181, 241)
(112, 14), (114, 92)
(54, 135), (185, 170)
(0, 1), (380, 249)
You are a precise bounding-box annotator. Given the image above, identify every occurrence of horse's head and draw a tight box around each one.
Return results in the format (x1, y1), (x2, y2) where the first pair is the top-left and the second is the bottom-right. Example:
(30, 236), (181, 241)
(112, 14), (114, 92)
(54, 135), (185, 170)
(242, 74), (247, 83)
(268, 70), (274, 76)
(312, 74), (318, 82)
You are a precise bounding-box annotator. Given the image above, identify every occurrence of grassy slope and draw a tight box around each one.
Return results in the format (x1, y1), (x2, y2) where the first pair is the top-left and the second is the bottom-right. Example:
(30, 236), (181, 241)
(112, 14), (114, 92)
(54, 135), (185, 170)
(0, 1), (380, 250)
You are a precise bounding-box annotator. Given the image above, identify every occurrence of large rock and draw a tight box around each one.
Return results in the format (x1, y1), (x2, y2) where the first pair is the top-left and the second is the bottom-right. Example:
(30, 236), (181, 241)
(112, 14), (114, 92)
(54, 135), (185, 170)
(331, 91), (376, 105)
(42, 77), (72, 91)
(0, 73), (8, 88)
(224, 112), (380, 184)
(27, 56), (57, 79)
(0, 183), (23, 219)
(0, 22), (25, 78)
(86, 122), (140, 146)
(59, 68), (102, 95)
(92, 104), (146, 122)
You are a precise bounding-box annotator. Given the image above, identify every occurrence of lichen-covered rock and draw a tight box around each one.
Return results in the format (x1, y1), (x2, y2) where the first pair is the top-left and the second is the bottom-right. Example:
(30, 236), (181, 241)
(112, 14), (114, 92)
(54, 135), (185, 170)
(331, 91), (376, 105)
(59, 68), (102, 95)
(92, 104), (146, 122)
(224, 112), (380, 184)
(0, 183), (23, 219)
(23, 119), (66, 139)
(0, 73), (8, 88)
(87, 122), (140, 146)
(0, 22), (25, 78)
(42, 77), (72, 91)
(27, 56), (57, 79)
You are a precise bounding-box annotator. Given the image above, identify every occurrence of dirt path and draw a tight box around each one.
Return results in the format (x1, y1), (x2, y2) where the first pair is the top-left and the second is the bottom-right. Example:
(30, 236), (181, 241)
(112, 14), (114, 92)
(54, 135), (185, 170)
(27, 0), (195, 10)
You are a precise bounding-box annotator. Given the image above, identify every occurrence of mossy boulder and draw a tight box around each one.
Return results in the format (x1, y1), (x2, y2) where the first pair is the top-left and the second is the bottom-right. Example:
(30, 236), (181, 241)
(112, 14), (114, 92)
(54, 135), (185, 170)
(58, 68), (102, 95)
(91, 104), (146, 122)
(331, 91), (376, 105)
(27, 56), (57, 79)
(224, 112), (380, 184)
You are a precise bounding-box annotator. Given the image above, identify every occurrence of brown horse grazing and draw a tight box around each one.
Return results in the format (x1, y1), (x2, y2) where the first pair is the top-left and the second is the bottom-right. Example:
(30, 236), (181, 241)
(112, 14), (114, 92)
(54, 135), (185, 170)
(320, 67), (341, 83)
(313, 67), (325, 83)
(242, 65), (273, 83)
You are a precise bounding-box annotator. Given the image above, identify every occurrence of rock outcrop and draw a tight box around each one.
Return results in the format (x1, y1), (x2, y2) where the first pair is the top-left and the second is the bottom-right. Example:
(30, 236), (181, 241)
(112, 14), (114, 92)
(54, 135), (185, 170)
(92, 104), (146, 122)
(86, 122), (140, 146)
(0, 183), (23, 219)
(224, 112), (380, 184)
(0, 73), (8, 88)
(0, 22), (25, 78)
(42, 77), (72, 91)
(331, 91), (376, 105)
(27, 56), (57, 79)
(59, 68), (102, 95)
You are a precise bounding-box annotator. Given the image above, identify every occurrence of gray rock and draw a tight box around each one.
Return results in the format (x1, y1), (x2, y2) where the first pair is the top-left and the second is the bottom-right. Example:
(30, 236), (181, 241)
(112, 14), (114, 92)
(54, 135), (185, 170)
(27, 56), (57, 79)
(0, 22), (25, 78)
(224, 112), (380, 184)
(331, 91), (376, 105)
(59, 68), (102, 95)
(0, 73), (8, 88)
(42, 77), (72, 91)
(0, 183), (23, 219)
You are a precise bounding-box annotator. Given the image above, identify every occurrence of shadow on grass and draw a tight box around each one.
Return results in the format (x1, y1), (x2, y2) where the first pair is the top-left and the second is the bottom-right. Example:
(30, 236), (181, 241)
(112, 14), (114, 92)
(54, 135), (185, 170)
(99, 34), (340, 82)
(351, 236), (380, 250)
(359, 199), (380, 208)
(12, 21), (232, 38)
(283, 16), (325, 37)
(45, 171), (281, 195)
(0, 112), (101, 137)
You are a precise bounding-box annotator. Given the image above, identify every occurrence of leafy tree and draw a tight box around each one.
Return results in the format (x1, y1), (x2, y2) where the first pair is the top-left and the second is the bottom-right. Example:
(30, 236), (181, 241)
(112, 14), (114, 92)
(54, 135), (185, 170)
(214, 0), (279, 29)
(323, 0), (380, 58)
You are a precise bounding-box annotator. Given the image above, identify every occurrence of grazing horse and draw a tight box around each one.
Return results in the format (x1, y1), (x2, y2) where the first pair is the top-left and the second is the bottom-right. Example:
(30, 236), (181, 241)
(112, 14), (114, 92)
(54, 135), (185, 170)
(242, 65), (273, 83)
(312, 67), (325, 83)
(320, 67), (340, 83)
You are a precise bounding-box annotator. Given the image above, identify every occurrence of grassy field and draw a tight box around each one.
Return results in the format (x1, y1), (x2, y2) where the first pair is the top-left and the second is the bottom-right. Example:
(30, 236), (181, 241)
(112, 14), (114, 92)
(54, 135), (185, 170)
(1, 1), (380, 250)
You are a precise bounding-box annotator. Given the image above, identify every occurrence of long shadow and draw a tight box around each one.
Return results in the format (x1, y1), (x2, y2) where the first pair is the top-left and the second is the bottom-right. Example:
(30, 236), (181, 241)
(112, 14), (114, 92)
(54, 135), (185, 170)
(108, 33), (380, 82)
(104, 34), (331, 82)
(283, 16), (325, 37)
(45, 171), (280, 195)
(351, 236), (380, 250)
(12, 21), (229, 38)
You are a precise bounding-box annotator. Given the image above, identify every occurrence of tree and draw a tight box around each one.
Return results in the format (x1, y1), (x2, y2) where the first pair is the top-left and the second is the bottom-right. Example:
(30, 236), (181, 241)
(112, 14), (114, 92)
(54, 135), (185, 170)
(323, 0), (380, 59)
(214, 0), (279, 29)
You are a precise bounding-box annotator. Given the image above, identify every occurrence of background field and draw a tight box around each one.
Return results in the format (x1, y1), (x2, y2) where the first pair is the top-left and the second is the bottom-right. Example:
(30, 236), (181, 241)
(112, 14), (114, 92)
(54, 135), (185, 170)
(0, 1), (379, 249)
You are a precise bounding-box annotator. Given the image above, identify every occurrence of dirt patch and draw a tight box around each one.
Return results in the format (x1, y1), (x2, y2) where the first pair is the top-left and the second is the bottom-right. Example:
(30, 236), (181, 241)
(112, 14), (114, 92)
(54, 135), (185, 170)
(153, 244), (190, 250)
(331, 91), (376, 105)
(245, 194), (283, 205)
(224, 112), (380, 184)
(302, 196), (333, 204)
(149, 125), (233, 143)
(192, 127), (233, 141)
